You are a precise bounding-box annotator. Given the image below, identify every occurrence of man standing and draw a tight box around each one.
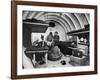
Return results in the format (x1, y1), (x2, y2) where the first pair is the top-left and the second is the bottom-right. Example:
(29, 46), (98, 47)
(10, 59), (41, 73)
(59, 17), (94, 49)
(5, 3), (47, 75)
(53, 31), (60, 42)
(46, 32), (53, 46)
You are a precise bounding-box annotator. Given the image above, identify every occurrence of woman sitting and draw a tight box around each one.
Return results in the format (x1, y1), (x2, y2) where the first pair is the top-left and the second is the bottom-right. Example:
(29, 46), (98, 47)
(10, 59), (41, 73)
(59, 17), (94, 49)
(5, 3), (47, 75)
(48, 42), (62, 61)
(35, 35), (48, 65)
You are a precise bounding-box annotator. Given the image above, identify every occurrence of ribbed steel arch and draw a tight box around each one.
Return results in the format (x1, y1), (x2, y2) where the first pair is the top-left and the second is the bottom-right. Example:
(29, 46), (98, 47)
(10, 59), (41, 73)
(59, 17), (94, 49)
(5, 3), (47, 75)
(46, 17), (69, 33)
(82, 14), (89, 24)
(27, 12), (70, 31)
(44, 14), (71, 32)
(23, 11), (83, 32)
(74, 13), (88, 28)
(29, 12), (76, 31)
(42, 13), (71, 31)
(62, 14), (76, 30)
(22, 11), (67, 32)
(28, 11), (38, 19)
(84, 14), (90, 24)
(22, 11), (29, 20)
(23, 11), (44, 19)
(65, 13), (81, 29)
(34, 12), (46, 19)
(35, 12), (61, 19)
(45, 19), (67, 33)
(25, 11), (34, 19)
(34, 12), (75, 31)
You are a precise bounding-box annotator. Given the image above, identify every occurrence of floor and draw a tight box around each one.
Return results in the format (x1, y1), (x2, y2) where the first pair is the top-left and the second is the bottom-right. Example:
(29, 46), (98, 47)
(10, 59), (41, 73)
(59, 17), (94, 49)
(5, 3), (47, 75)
(22, 47), (89, 69)
(34, 55), (73, 68)
(23, 47), (73, 69)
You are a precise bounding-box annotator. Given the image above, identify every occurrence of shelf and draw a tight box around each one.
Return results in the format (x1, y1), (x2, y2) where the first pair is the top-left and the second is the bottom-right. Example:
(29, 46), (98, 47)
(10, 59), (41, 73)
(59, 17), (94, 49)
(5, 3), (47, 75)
(68, 47), (78, 50)
(23, 22), (49, 26)
(67, 27), (89, 36)
(67, 24), (90, 36)
(78, 42), (89, 46)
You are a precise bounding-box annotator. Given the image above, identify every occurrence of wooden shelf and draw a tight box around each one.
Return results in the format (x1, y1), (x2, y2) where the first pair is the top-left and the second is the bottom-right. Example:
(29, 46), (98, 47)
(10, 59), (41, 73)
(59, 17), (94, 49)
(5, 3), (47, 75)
(23, 22), (49, 26)
(78, 42), (89, 46)
(67, 28), (89, 36)
(68, 47), (78, 50)
(67, 30), (89, 36)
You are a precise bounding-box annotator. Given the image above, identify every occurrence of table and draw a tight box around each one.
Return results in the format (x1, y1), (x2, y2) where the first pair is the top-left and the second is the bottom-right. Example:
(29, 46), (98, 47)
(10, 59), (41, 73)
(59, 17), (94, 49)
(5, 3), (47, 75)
(25, 50), (48, 66)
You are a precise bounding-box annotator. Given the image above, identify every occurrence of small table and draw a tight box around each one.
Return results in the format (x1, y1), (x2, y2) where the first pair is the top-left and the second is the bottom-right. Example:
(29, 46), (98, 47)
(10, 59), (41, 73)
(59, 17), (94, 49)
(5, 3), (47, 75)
(25, 50), (48, 66)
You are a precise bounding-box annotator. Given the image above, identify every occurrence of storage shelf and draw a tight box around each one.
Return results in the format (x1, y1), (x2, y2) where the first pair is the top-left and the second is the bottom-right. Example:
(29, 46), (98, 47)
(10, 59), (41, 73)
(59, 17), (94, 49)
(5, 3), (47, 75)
(78, 42), (89, 46)
(67, 28), (89, 36)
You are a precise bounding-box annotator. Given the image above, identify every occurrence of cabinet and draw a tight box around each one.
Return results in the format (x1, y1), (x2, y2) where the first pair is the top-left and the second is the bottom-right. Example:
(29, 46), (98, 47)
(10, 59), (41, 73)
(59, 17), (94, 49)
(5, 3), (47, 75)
(67, 24), (89, 66)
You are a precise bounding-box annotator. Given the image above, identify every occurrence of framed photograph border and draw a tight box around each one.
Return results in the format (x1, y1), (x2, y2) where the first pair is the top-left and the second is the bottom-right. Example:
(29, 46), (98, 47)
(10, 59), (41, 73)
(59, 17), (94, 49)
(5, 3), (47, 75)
(11, 0), (98, 79)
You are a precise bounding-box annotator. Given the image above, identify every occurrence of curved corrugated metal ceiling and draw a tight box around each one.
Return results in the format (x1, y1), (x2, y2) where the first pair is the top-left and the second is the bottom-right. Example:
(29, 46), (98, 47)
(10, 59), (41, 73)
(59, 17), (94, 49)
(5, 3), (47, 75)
(23, 11), (90, 33)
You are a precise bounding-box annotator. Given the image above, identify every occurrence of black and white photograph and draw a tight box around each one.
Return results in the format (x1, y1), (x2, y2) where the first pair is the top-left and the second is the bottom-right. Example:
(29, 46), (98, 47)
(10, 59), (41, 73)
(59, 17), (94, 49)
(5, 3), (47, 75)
(22, 11), (90, 69)
(11, 1), (97, 79)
